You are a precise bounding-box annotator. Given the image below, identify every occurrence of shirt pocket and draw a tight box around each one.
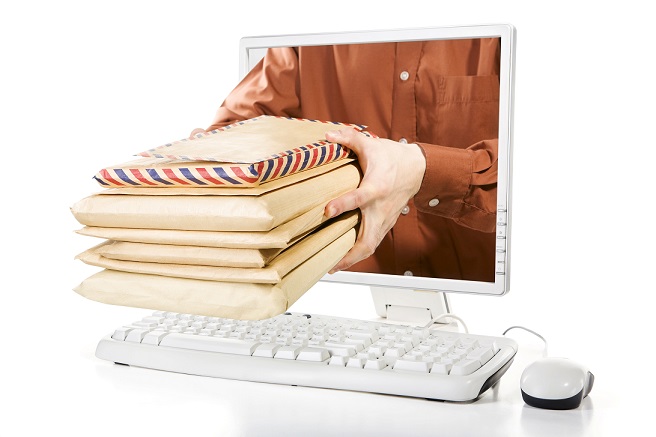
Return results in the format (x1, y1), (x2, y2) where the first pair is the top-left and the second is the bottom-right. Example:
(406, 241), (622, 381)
(418, 75), (500, 148)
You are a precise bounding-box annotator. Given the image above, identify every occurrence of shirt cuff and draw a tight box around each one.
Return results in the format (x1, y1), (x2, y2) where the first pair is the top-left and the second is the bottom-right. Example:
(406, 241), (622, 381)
(414, 142), (473, 219)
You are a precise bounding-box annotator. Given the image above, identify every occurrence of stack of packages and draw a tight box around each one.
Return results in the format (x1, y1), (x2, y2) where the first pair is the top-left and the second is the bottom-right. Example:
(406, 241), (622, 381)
(71, 116), (363, 320)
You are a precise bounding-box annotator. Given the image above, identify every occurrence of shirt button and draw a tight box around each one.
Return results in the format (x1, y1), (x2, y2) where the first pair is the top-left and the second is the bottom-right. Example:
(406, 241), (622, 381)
(428, 198), (440, 207)
(401, 205), (410, 215)
(404, 271), (413, 276)
(399, 137), (408, 144)
(399, 71), (410, 81)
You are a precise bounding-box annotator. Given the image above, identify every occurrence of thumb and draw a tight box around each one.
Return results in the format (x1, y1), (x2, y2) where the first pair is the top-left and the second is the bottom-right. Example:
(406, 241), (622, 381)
(325, 128), (367, 154)
(188, 128), (206, 139)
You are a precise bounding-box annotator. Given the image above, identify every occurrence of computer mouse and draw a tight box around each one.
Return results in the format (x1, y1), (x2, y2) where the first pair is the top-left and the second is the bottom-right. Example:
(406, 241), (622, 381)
(520, 357), (594, 410)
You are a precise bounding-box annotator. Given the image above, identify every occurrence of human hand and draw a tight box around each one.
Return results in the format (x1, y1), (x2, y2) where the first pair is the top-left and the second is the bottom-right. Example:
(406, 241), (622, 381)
(324, 128), (426, 273)
(188, 128), (206, 139)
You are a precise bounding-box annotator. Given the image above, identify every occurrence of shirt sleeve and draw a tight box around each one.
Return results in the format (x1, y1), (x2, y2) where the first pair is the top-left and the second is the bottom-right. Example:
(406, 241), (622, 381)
(204, 45), (498, 234)
(414, 139), (498, 233)
(206, 48), (302, 130)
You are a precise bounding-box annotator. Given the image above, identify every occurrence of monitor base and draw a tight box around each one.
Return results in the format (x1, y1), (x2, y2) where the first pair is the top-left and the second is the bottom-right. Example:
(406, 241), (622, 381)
(370, 287), (451, 326)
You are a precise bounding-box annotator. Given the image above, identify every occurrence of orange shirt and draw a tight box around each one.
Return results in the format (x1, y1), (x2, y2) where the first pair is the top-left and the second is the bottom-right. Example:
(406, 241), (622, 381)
(208, 39), (500, 282)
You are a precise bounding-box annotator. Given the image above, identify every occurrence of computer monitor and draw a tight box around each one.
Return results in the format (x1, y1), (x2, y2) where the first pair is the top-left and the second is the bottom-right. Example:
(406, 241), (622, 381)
(239, 25), (516, 324)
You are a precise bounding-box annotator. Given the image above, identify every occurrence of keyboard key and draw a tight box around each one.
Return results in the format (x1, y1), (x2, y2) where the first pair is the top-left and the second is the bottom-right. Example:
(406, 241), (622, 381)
(467, 347), (495, 365)
(377, 325), (394, 334)
(125, 329), (149, 343)
(159, 333), (260, 356)
(132, 321), (158, 329)
(384, 333), (403, 342)
(368, 345), (387, 357)
(419, 343), (436, 353)
(346, 357), (366, 369)
(329, 356), (347, 366)
(111, 327), (134, 341)
(401, 335), (421, 348)
(142, 331), (169, 345)
(430, 362), (452, 375)
(274, 345), (303, 360)
(383, 346), (405, 358)
(345, 328), (379, 342)
(375, 339), (395, 348)
(364, 358), (387, 370)
(322, 343), (358, 356)
(344, 338), (368, 349)
(412, 328), (430, 339)
(450, 359), (482, 376)
(291, 338), (309, 347)
(459, 337), (479, 347)
(141, 316), (165, 324)
(394, 359), (431, 373)
(394, 341), (413, 353)
(454, 344), (474, 354)
(253, 343), (280, 358)
(296, 347), (330, 362)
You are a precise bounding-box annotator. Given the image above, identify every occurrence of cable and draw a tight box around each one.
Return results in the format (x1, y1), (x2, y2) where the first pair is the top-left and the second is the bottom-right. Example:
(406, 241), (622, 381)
(423, 313), (469, 334)
(503, 326), (548, 357)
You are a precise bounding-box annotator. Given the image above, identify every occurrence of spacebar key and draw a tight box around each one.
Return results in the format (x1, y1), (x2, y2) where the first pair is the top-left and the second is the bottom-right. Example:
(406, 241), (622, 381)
(159, 333), (260, 356)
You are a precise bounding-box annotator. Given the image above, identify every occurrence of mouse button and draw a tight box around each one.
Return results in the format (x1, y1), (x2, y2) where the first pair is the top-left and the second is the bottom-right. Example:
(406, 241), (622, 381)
(520, 358), (586, 399)
(584, 371), (594, 397)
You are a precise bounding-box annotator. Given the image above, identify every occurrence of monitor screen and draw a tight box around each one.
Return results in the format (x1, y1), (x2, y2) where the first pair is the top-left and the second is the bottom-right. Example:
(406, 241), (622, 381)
(238, 25), (515, 297)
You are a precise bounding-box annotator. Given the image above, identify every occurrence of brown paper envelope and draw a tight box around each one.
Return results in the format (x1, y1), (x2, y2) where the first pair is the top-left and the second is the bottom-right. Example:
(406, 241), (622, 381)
(99, 158), (352, 195)
(73, 227), (356, 320)
(71, 164), (360, 231)
(138, 116), (360, 164)
(75, 203), (328, 249)
(76, 214), (358, 283)
(95, 241), (281, 268)
(96, 117), (363, 188)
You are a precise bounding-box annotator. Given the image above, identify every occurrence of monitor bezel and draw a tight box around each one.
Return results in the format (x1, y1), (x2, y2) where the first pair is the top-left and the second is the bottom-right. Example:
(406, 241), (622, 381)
(239, 24), (515, 296)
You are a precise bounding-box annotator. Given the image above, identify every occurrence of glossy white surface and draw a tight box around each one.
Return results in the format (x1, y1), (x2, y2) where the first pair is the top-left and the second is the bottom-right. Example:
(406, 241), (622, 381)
(1, 1), (654, 436)
(521, 357), (591, 400)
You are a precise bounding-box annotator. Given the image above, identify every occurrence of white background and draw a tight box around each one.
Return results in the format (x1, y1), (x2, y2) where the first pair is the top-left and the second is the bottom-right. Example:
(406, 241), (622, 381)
(1, 1), (653, 436)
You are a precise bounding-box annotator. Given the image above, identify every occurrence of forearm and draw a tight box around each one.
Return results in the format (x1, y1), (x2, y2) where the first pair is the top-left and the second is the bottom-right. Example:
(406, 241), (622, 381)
(206, 47), (301, 131)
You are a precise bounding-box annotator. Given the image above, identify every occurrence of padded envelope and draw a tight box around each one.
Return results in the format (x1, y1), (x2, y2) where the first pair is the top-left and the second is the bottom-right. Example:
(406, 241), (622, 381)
(71, 164), (361, 232)
(74, 228), (356, 320)
(76, 214), (357, 283)
(75, 203), (328, 249)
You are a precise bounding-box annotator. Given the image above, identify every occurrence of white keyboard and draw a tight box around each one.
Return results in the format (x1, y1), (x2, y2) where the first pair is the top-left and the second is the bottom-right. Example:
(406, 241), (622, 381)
(97, 311), (518, 402)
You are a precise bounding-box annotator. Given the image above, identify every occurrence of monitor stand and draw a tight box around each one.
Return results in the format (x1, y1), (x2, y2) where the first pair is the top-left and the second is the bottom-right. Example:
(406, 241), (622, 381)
(370, 286), (451, 326)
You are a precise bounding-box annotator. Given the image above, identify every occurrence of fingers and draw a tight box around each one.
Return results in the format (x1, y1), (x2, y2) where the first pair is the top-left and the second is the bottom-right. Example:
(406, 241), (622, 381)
(329, 240), (373, 273)
(325, 127), (368, 154)
(328, 222), (381, 273)
(188, 128), (206, 139)
(325, 188), (368, 218)
(329, 211), (397, 274)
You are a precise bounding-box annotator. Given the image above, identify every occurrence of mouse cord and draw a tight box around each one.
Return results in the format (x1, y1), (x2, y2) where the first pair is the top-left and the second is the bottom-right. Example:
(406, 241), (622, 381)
(503, 326), (548, 357)
(423, 313), (469, 334)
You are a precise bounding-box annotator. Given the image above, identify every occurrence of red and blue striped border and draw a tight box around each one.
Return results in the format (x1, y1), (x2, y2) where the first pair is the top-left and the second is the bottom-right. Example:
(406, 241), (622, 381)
(94, 142), (350, 187)
(95, 116), (372, 187)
